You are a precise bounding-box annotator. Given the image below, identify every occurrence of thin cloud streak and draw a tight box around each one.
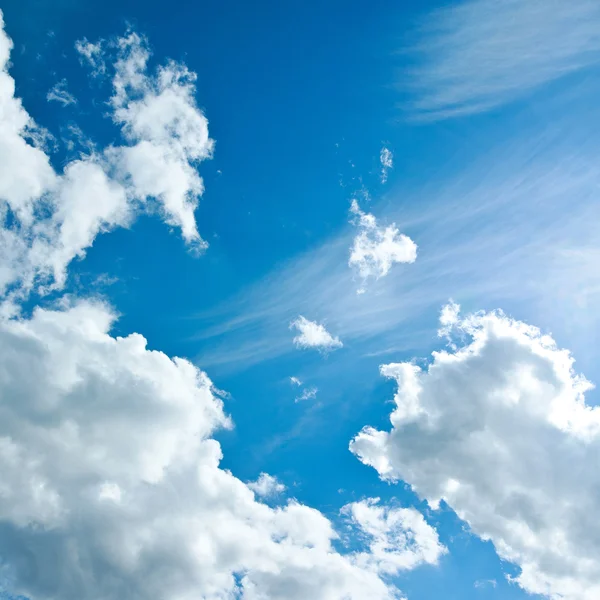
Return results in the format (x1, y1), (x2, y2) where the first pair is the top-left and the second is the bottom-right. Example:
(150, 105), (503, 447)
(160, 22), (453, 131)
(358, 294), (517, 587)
(408, 0), (600, 119)
(190, 126), (600, 377)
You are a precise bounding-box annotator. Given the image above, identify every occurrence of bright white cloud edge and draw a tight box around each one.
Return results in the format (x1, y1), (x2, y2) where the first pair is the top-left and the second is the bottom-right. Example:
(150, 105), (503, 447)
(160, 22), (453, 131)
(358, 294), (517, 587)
(351, 302), (600, 600)
(247, 473), (286, 498)
(349, 201), (417, 293)
(290, 315), (343, 352)
(0, 11), (443, 600)
(0, 15), (213, 307)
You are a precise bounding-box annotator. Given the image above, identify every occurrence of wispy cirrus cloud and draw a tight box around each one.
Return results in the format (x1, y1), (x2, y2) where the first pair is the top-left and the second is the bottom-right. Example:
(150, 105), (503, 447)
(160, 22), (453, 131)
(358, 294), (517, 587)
(75, 37), (106, 76)
(47, 79), (77, 106)
(409, 0), (600, 119)
(379, 146), (393, 183)
(190, 123), (600, 378)
(295, 386), (318, 403)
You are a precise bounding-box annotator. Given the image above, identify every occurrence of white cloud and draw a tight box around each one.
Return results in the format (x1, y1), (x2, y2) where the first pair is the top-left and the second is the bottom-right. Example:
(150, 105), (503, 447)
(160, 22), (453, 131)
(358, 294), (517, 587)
(410, 0), (600, 118)
(248, 473), (286, 498)
(0, 16), (213, 301)
(46, 79), (77, 106)
(75, 37), (106, 76)
(108, 31), (214, 249)
(474, 579), (497, 589)
(379, 147), (393, 184)
(0, 11), (56, 226)
(0, 13), (443, 600)
(290, 315), (343, 352)
(349, 200), (417, 293)
(343, 498), (446, 575)
(437, 299), (460, 340)
(0, 299), (424, 600)
(290, 376), (302, 386)
(295, 386), (318, 403)
(351, 304), (600, 599)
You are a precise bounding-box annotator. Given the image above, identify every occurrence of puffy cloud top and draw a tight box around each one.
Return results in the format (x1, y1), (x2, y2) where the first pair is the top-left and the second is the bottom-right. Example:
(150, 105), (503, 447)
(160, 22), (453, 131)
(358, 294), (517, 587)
(349, 201), (417, 293)
(290, 315), (343, 352)
(351, 304), (600, 599)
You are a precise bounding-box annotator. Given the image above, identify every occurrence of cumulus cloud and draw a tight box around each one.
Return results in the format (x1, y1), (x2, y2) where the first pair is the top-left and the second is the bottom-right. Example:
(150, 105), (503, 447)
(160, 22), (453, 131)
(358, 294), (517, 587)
(351, 303), (600, 599)
(107, 31), (214, 248)
(289, 376), (302, 386)
(343, 498), (446, 575)
(0, 12), (442, 600)
(248, 473), (286, 498)
(46, 79), (77, 106)
(349, 200), (417, 293)
(0, 15), (213, 302)
(0, 299), (429, 600)
(290, 315), (343, 352)
(379, 147), (393, 184)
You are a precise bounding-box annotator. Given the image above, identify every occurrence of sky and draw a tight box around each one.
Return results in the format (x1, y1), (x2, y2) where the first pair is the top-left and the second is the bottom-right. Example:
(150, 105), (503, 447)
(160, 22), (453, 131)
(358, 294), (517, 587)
(1, 0), (600, 599)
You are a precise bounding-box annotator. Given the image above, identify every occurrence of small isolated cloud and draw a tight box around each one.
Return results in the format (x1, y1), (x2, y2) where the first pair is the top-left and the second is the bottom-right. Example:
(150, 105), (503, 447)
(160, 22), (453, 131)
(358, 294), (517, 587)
(247, 473), (286, 498)
(474, 579), (497, 590)
(47, 79), (77, 106)
(290, 316), (343, 352)
(379, 147), (393, 184)
(437, 299), (461, 340)
(75, 37), (106, 76)
(342, 498), (446, 574)
(349, 200), (417, 293)
(290, 376), (302, 386)
(295, 386), (318, 403)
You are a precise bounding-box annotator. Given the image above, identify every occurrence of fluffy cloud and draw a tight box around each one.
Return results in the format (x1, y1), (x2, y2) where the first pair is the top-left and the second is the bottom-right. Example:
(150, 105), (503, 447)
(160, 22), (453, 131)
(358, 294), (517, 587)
(351, 303), (600, 599)
(108, 31), (214, 248)
(349, 201), (417, 293)
(379, 147), (393, 184)
(343, 498), (446, 575)
(248, 473), (286, 498)
(290, 315), (343, 352)
(0, 299), (420, 600)
(0, 13), (443, 599)
(0, 14), (213, 301)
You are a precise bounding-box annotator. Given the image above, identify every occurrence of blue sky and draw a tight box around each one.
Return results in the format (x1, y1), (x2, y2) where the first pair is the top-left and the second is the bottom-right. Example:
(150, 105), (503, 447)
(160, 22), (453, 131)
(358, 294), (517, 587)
(1, 0), (600, 599)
